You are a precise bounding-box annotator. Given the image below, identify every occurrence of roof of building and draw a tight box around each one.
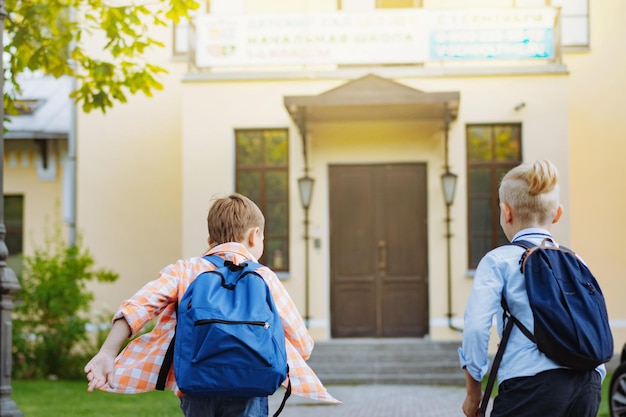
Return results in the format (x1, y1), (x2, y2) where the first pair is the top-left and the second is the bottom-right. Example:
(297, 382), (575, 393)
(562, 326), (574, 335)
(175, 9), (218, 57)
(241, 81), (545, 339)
(5, 74), (73, 140)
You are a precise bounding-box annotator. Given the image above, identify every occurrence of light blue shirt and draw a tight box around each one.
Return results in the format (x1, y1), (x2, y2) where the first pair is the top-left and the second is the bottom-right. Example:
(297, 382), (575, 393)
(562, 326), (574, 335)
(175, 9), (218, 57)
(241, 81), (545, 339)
(458, 228), (606, 383)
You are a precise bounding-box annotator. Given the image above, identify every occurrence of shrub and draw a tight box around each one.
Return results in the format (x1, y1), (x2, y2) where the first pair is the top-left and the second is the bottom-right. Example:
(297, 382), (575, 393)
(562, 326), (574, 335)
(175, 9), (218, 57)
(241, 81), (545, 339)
(12, 228), (118, 380)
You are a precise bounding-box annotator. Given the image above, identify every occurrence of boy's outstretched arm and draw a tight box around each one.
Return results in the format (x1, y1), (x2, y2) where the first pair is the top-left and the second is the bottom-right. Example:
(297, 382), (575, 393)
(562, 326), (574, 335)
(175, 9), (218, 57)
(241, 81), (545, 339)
(84, 318), (131, 392)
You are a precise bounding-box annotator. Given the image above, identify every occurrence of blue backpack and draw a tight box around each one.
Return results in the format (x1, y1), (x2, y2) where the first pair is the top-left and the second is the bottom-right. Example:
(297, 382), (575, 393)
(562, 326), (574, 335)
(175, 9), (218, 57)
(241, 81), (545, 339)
(507, 239), (613, 369)
(480, 239), (613, 416)
(157, 256), (290, 414)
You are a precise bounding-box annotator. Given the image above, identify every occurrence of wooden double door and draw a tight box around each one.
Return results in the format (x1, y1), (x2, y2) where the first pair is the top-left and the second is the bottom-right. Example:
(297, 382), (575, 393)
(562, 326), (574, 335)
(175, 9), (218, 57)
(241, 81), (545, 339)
(329, 163), (429, 337)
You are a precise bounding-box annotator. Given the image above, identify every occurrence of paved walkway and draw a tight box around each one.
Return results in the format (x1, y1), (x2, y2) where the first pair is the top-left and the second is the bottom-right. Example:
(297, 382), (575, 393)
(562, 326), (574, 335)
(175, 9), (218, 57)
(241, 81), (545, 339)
(269, 384), (474, 417)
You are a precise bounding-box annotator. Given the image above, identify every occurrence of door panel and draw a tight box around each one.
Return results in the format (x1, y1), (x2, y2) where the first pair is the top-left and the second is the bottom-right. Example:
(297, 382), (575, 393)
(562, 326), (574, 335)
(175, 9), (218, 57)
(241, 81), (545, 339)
(330, 163), (428, 337)
(329, 166), (378, 336)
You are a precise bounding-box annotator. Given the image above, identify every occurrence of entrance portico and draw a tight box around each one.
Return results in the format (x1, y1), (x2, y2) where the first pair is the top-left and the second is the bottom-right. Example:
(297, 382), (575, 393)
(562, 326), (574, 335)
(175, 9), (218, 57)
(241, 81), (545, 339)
(284, 74), (460, 337)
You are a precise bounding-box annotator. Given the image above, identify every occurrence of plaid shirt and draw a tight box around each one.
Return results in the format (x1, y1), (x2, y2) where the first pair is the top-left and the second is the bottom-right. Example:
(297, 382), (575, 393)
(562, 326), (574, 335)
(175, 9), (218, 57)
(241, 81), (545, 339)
(103, 242), (339, 403)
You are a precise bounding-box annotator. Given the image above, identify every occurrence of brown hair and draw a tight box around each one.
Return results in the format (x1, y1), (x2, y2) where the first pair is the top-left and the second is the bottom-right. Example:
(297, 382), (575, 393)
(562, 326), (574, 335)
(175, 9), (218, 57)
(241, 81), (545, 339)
(207, 194), (265, 245)
(499, 159), (560, 225)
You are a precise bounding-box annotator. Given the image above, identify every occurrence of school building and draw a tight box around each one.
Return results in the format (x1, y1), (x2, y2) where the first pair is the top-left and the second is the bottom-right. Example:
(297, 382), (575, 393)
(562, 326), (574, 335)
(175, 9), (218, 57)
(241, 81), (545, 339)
(5, 0), (626, 347)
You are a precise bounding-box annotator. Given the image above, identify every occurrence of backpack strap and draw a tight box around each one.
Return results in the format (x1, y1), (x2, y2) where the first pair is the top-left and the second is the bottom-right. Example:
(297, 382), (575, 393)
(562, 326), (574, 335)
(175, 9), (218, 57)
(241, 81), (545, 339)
(504, 241), (539, 343)
(509, 239), (533, 250)
(479, 297), (515, 417)
(501, 296), (535, 344)
(203, 254), (225, 268)
(156, 306), (177, 391)
(479, 294), (538, 416)
(204, 255), (264, 274)
(509, 240), (534, 273)
(272, 375), (292, 417)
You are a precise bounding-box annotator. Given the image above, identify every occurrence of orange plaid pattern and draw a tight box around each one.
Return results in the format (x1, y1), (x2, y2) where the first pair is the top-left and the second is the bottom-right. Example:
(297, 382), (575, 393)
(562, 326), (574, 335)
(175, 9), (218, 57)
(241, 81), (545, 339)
(103, 243), (339, 403)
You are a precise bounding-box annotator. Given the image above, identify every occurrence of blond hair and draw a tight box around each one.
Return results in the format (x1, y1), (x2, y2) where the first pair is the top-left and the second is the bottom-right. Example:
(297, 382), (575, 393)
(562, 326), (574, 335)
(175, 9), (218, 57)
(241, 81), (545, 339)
(499, 160), (560, 225)
(207, 194), (265, 244)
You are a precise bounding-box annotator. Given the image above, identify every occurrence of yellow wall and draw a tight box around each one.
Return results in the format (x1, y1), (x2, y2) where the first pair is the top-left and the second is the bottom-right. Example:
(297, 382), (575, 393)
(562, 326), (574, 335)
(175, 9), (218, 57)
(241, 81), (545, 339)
(78, 22), (186, 316)
(565, 1), (626, 346)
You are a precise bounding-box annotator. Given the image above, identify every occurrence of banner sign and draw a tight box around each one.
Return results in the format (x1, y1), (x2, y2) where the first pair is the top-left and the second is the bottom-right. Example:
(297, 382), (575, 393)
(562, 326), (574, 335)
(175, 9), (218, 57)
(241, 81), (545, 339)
(194, 8), (556, 68)
(429, 9), (556, 60)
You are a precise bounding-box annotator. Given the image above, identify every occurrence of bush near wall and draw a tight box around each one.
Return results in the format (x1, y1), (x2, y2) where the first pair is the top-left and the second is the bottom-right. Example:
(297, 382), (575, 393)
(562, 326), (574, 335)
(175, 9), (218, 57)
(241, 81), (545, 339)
(12, 229), (118, 380)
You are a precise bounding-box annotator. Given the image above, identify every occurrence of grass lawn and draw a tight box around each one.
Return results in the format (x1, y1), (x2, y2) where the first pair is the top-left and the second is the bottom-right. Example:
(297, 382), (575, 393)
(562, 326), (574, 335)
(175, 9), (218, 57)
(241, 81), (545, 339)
(11, 379), (181, 417)
(600, 373), (611, 417)
(11, 375), (613, 417)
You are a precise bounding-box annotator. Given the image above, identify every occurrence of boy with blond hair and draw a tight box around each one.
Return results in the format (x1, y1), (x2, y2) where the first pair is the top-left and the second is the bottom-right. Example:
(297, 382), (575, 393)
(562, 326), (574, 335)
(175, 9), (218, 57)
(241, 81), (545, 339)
(459, 160), (605, 417)
(85, 193), (337, 417)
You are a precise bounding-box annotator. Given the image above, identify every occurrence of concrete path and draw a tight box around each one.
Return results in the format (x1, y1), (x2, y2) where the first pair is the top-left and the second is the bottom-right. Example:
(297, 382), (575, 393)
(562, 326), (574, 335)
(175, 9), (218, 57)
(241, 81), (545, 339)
(269, 384), (470, 417)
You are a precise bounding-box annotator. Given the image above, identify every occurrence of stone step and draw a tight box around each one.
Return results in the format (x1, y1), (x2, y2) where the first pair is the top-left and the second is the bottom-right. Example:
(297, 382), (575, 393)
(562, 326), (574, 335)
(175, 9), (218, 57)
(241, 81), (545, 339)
(310, 360), (462, 370)
(317, 373), (466, 386)
(307, 339), (465, 386)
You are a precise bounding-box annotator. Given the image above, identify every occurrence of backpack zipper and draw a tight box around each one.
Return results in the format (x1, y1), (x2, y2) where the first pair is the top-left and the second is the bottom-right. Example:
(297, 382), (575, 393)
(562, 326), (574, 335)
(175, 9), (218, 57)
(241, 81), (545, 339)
(582, 282), (595, 295)
(195, 319), (270, 328)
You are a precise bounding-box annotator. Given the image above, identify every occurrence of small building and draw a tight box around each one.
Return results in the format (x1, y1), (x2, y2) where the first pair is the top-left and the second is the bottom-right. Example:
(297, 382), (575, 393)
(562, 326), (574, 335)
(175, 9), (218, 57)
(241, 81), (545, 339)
(4, 74), (72, 274)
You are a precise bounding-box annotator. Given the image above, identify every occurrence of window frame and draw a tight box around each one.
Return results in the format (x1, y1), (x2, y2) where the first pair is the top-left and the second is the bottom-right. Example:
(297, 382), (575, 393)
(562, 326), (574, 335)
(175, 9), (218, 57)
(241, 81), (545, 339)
(234, 128), (290, 273)
(466, 123), (522, 269)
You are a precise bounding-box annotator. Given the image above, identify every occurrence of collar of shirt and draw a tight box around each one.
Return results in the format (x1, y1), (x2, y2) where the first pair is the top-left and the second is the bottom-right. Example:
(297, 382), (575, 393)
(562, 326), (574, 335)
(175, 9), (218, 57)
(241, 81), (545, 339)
(511, 228), (552, 243)
(205, 242), (258, 263)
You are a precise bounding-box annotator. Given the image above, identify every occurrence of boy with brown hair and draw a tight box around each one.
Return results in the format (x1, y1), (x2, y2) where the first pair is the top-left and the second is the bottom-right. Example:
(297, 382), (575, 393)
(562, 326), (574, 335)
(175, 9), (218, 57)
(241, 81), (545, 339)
(84, 193), (337, 417)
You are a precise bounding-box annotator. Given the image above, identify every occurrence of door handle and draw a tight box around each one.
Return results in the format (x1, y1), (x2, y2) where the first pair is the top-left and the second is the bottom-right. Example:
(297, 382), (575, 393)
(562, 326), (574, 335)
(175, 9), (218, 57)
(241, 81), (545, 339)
(378, 240), (387, 275)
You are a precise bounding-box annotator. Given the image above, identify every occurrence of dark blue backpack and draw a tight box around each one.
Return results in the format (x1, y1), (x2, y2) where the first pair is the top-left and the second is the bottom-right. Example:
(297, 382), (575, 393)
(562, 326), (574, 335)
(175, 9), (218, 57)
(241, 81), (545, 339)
(157, 256), (290, 414)
(508, 239), (613, 370)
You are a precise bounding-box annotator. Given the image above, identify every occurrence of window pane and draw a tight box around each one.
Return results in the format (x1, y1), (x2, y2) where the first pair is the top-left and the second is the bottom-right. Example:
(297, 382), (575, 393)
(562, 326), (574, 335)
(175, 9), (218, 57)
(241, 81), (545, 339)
(173, 23), (189, 55)
(266, 201), (288, 236)
(468, 168), (491, 194)
(266, 171), (288, 200)
(378, 0), (415, 8)
(494, 125), (521, 162)
(264, 131), (288, 167)
(561, 17), (589, 47)
(341, 0), (375, 10)
(5, 232), (23, 257)
(265, 238), (289, 271)
(495, 166), (510, 189)
(470, 236), (492, 267)
(469, 198), (492, 234)
(236, 131), (264, 167)
(556, 0), (588, 15)
(497, 229), (509, 247)
(236, 171), (262, 202)
(5, 196), (23, 227)
(467, 126), (493, 161)
(4, 195), (23, 256)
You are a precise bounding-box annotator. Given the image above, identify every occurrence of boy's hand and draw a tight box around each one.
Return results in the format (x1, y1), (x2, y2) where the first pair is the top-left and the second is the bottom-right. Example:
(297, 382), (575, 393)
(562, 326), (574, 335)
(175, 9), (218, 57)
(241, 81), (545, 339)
(462, 392), (482, 417)
(462, 368), (482, 416)
(84, 352), (115, 392)
(83, 318), (131, 392)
